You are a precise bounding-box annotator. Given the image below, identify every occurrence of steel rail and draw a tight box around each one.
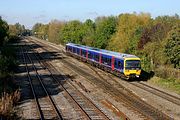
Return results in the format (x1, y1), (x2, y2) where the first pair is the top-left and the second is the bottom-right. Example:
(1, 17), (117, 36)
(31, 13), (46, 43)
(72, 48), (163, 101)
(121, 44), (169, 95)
(24, 44), (63, 120)
(29, 43), (110, 120)
(21, 46), (44, 120)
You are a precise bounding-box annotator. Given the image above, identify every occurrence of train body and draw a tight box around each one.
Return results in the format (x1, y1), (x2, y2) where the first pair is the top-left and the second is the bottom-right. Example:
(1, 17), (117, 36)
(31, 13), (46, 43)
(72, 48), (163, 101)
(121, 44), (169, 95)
(65, 43), (141, 79)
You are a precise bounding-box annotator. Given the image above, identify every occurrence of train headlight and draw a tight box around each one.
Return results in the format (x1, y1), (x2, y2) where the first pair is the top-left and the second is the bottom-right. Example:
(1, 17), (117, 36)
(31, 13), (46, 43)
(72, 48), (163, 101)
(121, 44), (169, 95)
(136, 75), (139, 78)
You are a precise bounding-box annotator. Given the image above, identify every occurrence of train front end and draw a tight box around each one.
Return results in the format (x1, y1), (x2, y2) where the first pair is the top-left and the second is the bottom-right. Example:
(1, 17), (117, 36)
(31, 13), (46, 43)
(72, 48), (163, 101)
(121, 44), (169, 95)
(124, 58), (141, 79)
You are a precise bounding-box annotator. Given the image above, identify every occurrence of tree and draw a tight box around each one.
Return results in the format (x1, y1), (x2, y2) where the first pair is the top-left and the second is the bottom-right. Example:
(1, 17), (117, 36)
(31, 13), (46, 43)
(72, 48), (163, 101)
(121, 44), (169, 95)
(165, 24), (180, 68)
(94, 16), (117, 49)
(9, 25), (19, 36)
(82, 19), (95, 46)
(138, 15), (180, 50)
(0, 17), (9, 46)
(32, 23), (48, 39)
(14, 23), (25, 36)
(48, 20), (64, 44)
(61, 20), (83, 44)
(108, 13), (151, 53)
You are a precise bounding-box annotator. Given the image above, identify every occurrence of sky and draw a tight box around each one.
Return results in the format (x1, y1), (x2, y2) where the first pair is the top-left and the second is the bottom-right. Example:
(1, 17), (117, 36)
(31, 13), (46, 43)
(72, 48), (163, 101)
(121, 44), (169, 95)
(0, 0), (179, 29)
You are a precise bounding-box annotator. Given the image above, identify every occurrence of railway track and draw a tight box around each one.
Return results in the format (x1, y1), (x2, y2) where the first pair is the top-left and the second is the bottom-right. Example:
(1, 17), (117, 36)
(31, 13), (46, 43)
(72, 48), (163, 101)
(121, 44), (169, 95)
(90, 66), (180, 107)
(27, 37), (174, 119)
(25, 41), (110, 120)
(60, 58), (173, 120)
(21, 44), (63, 119)
(130, 82), (180, 106)
(21, 46), (43, 119)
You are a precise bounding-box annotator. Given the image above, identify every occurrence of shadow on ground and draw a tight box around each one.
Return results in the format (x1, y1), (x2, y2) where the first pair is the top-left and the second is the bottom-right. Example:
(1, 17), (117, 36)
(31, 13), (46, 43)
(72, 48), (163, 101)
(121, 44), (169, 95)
(14, 39), (69, 104)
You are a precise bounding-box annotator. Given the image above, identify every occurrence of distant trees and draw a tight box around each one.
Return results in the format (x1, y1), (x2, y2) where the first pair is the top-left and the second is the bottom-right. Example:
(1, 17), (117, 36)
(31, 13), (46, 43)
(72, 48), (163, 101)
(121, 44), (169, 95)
(0, 17), (9, 46)
(9, 23), (29, 38)
(48, 20), (64, 44)
(32, 23), (48, 40)
(32, 13), (180, 77)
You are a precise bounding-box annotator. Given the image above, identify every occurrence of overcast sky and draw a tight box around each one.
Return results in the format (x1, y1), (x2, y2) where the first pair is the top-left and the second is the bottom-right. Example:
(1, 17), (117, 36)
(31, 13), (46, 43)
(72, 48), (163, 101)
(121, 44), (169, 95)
(0, 0), (179, 29)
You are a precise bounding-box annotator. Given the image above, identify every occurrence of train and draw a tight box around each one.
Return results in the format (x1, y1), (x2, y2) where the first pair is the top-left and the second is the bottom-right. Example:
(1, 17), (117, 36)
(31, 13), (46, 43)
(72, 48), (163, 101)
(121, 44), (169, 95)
(65, 43), (141, 79)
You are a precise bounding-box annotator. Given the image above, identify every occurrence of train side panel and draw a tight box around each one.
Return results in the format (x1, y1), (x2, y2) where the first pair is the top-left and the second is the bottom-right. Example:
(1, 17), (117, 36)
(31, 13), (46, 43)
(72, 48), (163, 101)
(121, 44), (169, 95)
(114, 58), (124, 73)
(66, 43), (141, 79)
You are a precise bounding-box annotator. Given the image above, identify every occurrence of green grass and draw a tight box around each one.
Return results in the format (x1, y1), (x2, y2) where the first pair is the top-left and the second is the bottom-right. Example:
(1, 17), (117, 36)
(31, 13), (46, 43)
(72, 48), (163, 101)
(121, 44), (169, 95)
(148, 76), (180, 94)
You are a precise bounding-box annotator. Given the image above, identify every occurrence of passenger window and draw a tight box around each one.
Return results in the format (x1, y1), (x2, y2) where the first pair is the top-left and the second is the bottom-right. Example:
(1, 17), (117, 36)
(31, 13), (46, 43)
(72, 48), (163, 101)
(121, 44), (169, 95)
(88, 52), (92, 58)
(118, 61), (121, 68)
(114, 61), (117, 66)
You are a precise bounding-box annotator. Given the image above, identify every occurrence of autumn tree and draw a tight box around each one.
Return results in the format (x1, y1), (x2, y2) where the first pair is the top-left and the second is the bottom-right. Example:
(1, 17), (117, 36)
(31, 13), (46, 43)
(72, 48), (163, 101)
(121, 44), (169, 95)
(8, 25), (18, 36)
(138, 15), (179, 50)
(48, 20), (64, 44)
(108, 13), (151, 53)
(137, 15), (180, 70)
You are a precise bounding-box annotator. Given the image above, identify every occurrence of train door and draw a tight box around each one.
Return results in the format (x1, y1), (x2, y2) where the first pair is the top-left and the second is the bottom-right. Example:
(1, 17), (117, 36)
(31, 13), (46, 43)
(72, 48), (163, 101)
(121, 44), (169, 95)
(114, 59), (124, 72)
(77, 48), (80, 55)
(111, 56), (114, 70)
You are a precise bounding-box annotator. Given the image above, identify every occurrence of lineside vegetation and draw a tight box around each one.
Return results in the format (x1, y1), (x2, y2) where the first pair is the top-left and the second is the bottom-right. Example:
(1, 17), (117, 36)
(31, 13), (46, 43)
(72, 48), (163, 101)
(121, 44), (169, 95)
(0, 17), (24, 119)
(32, 13), (179, 93)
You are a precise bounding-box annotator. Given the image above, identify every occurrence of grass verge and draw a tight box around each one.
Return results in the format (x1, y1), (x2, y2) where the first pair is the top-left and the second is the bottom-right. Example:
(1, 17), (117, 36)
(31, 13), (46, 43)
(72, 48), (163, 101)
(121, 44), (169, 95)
(148, 76), (180, 94)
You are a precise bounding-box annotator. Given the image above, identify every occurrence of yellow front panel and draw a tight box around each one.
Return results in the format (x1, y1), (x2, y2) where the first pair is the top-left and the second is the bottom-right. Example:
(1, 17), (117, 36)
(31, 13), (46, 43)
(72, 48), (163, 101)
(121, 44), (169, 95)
(124, 58), (141, 77)
(124, 70), (141, 76)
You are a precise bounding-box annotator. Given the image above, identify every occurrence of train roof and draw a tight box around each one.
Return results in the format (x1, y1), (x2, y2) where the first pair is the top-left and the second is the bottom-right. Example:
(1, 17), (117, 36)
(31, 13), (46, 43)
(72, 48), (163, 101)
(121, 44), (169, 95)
(66, 43), (139, 59)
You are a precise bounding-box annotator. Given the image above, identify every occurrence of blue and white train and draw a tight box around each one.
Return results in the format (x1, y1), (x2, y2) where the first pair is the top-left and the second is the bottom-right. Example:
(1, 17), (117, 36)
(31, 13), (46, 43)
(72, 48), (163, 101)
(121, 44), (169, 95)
(66, 43), (141, 79)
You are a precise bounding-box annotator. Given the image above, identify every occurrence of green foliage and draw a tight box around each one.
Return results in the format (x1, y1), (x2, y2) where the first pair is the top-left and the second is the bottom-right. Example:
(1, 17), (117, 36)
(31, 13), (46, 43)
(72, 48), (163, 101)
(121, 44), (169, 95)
(154, 65), (180, 79)
(14, 23), (25, 36)
(165, 24), (180, 68)
(143, 41), (168, 71)
(32, 13), (180, 80)
(32, 23), (48, 40)
(0, 17), (18, 78)
(108, 13), (151, 53)
(32, 23), (42, 34)
(9, 23), (30, 37)
(82, 19), (95, 46)
(61, 20), (83, 44)
(0, 18), (19, 119)
(0, 17), (9, 46)
(0, 46), (17, 78)
(149, 77), (180, 94)
(94, 16), (117, 49)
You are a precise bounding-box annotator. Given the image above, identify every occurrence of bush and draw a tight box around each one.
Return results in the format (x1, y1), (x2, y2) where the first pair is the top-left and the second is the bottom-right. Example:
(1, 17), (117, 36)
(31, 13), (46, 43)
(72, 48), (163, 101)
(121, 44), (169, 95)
(0, 90), (20, 119)
(155, 65), (180, 79)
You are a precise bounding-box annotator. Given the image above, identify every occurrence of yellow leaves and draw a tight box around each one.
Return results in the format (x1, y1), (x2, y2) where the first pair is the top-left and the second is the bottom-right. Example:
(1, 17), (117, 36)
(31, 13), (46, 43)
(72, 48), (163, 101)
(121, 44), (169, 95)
(48, 20), (64, 43)
(108, 13), (151, 53)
